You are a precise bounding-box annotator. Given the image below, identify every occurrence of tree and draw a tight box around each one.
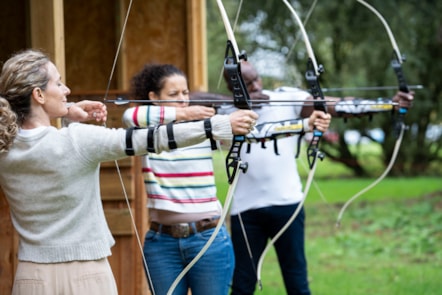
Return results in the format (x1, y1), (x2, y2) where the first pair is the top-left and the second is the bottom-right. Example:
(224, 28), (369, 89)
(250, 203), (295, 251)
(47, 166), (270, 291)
(206, 0), (441, 177)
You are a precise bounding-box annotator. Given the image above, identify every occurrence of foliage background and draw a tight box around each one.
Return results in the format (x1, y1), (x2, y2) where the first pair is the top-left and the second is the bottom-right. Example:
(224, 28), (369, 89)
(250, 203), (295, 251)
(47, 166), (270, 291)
(205, 0), (441, 177)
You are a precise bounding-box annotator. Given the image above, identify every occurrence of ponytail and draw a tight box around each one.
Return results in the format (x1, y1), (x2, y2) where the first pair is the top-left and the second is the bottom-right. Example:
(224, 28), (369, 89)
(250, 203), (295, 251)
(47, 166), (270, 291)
(0, 97), (18, 153)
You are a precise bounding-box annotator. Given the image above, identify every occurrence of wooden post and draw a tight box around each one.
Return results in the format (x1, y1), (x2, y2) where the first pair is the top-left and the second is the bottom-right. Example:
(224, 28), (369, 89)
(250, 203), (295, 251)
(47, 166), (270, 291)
(187, 0), (208, 92)
(29, 0), (65, 128)
(29, 0), (65, 78)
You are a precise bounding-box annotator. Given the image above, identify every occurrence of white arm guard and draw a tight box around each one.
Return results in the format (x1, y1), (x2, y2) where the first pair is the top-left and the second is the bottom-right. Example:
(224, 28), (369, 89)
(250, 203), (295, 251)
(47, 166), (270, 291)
(244, 118), (309, 156)
(335, 98), (393, 115)
(246, 118), (307, 143)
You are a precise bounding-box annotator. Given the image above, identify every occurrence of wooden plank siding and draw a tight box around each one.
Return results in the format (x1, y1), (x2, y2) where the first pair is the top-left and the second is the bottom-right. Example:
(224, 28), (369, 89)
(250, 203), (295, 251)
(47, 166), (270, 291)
(0, 0), (207, 294)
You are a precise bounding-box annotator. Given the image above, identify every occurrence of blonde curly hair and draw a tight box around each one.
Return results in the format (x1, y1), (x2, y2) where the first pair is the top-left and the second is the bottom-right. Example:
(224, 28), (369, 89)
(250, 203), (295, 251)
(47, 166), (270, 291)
(0, 96), (18, 152)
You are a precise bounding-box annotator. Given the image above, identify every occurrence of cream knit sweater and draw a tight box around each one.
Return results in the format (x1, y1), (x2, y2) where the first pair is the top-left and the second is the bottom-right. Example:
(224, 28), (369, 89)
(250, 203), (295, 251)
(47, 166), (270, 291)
(0, 116), (231, 263)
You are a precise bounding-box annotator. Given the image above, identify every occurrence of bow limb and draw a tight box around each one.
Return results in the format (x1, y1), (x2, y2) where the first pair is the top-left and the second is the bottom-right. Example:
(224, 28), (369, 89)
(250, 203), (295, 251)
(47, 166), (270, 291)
(356, 0), (404, 67)
(285, 0), (319, 63)
(282, 0), (321, 76)
(256, 0), (327, 288)
(282, 0), (327, 168)
(216, 0), (242, 63)
(216, 0), (244, 89)
(356, 0), (410, 133)
(102, 0), (156, 294)
(336, 0), (411, 227)
(336, 126), (404, 226)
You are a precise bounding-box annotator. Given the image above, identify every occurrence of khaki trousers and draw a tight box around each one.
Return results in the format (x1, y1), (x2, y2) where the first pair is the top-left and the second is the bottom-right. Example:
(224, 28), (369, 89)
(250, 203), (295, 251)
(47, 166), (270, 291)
(12, 258), (118, 295)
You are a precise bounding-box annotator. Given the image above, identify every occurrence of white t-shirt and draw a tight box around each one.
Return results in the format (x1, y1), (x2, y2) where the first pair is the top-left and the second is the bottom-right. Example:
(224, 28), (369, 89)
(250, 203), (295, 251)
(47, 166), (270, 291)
(219, 87), (310, 215)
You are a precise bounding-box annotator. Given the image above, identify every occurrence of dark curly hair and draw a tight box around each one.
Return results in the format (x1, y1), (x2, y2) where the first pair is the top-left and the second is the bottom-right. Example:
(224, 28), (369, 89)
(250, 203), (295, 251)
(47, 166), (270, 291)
(130, 64), (186, 102)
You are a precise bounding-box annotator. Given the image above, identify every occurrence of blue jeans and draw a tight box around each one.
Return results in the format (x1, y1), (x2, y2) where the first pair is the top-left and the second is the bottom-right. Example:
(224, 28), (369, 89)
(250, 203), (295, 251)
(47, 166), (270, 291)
(230, 204), (310, 295)
(143, 224), (235, 295)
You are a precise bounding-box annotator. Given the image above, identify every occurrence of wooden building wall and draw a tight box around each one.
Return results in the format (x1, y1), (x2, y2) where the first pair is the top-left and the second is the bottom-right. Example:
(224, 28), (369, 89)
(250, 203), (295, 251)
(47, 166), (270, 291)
(0, 0), (207, 294)
(63, 0), (207, 92)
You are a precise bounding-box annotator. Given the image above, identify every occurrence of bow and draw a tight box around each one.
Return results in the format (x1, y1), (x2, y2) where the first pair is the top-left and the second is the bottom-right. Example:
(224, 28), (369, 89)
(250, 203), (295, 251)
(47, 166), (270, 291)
(255, 0), (327, 289)
(166, 1), (251, 293)
(336, 0), (411, 226)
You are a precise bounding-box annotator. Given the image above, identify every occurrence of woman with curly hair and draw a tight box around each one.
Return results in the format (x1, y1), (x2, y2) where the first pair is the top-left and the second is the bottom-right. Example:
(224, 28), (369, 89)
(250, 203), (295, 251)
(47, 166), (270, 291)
(123, 63), (237, 295)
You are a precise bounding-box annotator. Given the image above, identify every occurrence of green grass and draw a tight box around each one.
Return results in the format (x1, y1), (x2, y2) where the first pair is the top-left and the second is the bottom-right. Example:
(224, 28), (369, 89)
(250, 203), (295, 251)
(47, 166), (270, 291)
(211, 150), (442, 295)
(212, 151), (441, 206)
(305, 194), (442, 295)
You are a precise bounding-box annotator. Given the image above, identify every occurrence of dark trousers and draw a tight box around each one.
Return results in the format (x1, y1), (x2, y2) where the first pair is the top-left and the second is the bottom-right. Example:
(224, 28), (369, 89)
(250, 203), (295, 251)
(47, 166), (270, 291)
(230, 203), (310, 295)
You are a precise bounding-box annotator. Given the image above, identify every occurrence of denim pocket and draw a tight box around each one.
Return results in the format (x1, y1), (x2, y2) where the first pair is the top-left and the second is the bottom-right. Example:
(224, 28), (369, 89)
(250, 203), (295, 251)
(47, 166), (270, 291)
(145, 229), (160, 241)
(197, 225), (229, 241)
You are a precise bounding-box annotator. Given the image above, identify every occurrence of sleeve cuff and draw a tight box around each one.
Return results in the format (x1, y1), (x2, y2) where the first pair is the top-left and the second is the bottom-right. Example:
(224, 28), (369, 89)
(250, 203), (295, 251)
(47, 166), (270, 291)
(303, 118), (311, 132)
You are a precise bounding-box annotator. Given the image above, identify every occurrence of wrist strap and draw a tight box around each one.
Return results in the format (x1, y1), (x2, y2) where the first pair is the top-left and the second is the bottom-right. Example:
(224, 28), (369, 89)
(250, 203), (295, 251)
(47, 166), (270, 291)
(166, 122), (177, 150)
(204, 118), (217, 150)
(125, 127), (140, 156)
(147, 126), (156, 153)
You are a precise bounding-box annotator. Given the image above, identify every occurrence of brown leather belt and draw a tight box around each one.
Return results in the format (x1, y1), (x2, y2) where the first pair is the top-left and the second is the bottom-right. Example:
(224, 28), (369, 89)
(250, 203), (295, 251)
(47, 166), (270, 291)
(149, 218), (220, 238)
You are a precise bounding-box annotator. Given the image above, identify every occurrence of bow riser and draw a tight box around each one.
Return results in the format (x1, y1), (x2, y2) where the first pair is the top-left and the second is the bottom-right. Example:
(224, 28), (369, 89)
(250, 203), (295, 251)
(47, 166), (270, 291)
(217, 2), (252, 184)
(305, 58), (327, 167)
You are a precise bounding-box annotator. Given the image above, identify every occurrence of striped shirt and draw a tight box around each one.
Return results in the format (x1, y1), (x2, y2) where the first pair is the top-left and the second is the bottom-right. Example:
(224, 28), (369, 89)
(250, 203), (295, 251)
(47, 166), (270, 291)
(123, 105), (221, 213)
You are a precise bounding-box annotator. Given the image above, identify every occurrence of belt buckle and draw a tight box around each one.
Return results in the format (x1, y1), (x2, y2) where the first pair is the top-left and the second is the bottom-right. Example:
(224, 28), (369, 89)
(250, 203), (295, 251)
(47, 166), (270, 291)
(172, 223), (190, 238)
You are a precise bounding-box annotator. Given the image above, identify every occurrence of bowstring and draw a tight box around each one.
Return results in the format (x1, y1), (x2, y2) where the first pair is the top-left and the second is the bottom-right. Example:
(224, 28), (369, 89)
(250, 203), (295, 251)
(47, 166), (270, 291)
(237, 212), (258, 275)
(336, 119), (405, 227)
(257, 152), (319, 289)
(216, 0), (244, 90)
(102, 0), (155, 293)
(166, 160), (242, 295)
(285, 0), (319, 63)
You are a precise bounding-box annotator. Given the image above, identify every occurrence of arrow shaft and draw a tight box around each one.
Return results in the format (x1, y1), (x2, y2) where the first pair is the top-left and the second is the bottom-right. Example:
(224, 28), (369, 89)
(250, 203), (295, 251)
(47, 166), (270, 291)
(105, 98), (399, 106)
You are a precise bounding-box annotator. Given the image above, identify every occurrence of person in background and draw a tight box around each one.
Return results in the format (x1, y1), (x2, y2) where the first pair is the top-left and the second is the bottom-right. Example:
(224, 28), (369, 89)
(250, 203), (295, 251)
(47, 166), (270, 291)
(0, 49), (257, 295)
(195, 60), (413, 295)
